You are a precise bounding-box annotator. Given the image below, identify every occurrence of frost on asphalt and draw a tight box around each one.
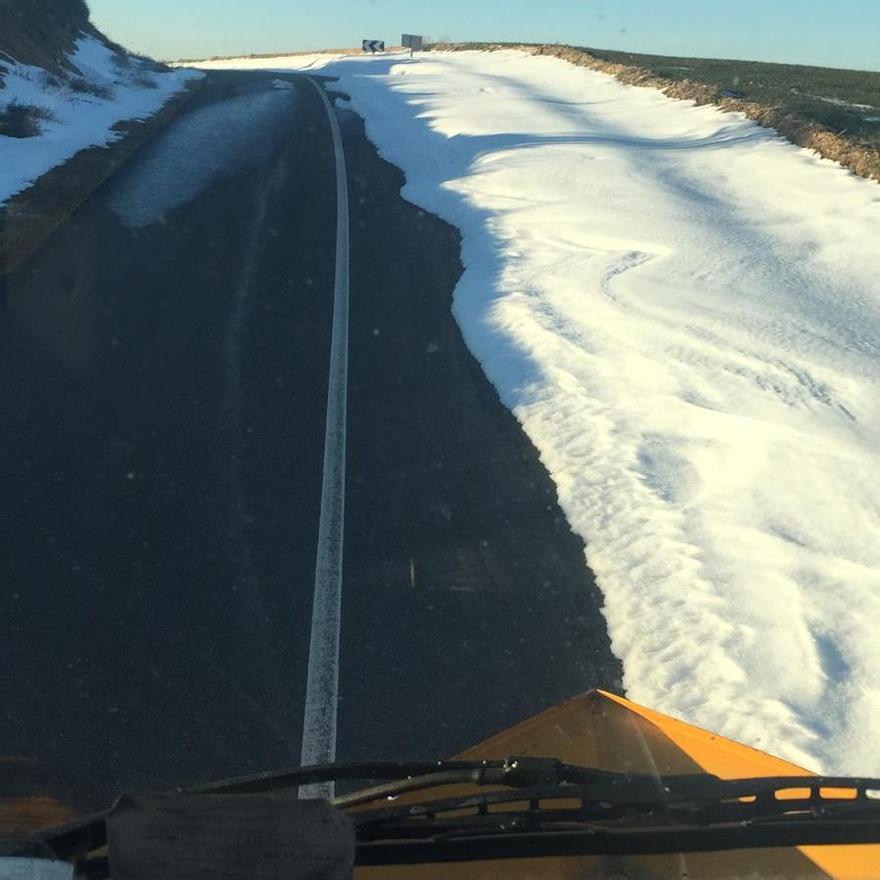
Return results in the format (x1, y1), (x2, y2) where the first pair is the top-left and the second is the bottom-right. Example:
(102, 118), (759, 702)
(103, 83), (298, 228)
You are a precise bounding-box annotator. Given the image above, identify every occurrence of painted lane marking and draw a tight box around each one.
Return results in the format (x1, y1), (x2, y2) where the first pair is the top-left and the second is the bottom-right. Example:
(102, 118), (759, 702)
(299, 76), (351, 799)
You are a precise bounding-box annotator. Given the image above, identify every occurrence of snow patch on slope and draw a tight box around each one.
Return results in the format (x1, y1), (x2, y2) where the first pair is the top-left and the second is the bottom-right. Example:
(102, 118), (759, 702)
(199, 50), (880, 776)
(0, 34), (203, 206)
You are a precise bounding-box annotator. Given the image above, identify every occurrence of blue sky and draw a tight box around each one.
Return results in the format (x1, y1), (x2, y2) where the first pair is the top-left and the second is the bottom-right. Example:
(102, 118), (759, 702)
(89, 0), (879, 71)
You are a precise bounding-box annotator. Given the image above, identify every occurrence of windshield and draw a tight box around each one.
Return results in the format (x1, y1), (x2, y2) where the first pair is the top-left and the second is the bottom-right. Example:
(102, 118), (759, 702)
(2, 1), (880, 877)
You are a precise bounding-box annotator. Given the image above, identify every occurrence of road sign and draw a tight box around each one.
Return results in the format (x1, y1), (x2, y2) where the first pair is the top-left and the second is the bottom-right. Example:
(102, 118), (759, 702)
(362, 39), (385, 53)
(401, 34), (423, 51)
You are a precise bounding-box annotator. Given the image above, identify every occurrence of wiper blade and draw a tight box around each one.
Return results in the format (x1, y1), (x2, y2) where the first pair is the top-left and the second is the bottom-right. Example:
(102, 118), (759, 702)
(351, 772), (880, 825)
(351, 772), (880, 863)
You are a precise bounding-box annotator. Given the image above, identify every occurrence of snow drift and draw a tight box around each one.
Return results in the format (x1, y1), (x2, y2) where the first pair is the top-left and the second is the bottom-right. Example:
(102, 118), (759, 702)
(203, 49), (880, 777)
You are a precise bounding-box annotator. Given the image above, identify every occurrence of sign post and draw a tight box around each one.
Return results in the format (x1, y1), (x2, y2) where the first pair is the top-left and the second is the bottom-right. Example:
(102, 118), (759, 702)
(362, 39), (385, 54)
(401, 34), (423, 57)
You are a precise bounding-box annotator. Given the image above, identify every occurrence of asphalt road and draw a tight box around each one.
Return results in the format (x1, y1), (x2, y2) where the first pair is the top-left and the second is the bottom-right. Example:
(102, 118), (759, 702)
(0, 70), (623, 813)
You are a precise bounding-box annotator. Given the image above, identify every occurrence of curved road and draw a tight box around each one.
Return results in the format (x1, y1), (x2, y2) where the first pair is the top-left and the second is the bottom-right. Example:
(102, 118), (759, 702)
(0, 70), (623, 813)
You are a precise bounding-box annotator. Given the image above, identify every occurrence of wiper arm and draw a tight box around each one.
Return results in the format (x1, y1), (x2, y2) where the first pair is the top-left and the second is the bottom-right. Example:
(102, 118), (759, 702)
(330, 756), (616, 809)
(185, 758), (515, 795)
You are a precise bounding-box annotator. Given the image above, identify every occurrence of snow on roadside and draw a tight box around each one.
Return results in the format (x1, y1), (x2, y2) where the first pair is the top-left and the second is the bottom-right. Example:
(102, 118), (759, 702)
(0, 34), (203, 206)
(201, 50), (880, 776)
(188, 52), (345, 74)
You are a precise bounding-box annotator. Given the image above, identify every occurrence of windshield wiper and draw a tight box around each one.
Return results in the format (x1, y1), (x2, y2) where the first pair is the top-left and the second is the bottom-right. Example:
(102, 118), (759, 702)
(4, 756), (611, 859)
(8, 758), (880, 872)
(351, 769), (880, 864)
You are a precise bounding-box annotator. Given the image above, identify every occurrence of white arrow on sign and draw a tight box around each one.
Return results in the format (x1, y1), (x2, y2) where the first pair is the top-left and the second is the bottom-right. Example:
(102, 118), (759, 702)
(362, 39), (385, 53)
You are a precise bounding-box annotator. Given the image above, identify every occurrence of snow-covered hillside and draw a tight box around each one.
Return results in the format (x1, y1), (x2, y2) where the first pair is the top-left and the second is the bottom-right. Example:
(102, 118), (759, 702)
(198, 49), (880, 778)
(0, 34), (202, 206)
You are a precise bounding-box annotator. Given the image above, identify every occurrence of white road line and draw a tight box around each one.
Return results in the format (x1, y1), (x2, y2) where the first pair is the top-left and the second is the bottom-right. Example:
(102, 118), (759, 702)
(299, 76), (350, 799)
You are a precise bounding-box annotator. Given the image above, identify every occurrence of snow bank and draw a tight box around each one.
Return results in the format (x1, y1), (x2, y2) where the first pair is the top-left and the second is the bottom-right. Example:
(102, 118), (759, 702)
(0, 35), (203, 206)
(201, 50), (880, 776)
(188, 52), (349, 73)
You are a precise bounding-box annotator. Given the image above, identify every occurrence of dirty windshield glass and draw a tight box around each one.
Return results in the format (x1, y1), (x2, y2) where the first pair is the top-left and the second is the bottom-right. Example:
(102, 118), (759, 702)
(2, 0), (880, 877)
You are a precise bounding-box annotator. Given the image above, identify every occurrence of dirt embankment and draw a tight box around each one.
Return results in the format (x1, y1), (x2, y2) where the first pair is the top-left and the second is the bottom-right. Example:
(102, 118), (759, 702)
(442, 43), (880, 185)
(0, 0), (95, 81)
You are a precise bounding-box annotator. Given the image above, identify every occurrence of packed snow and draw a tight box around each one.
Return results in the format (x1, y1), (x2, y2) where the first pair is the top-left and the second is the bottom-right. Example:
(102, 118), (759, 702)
(196, 49), (880, 776)
(0, 34), (203, 206)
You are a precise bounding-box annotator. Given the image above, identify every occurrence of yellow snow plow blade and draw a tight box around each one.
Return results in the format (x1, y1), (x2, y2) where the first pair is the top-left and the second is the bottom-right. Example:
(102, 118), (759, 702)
(357, 689), (880, 879)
